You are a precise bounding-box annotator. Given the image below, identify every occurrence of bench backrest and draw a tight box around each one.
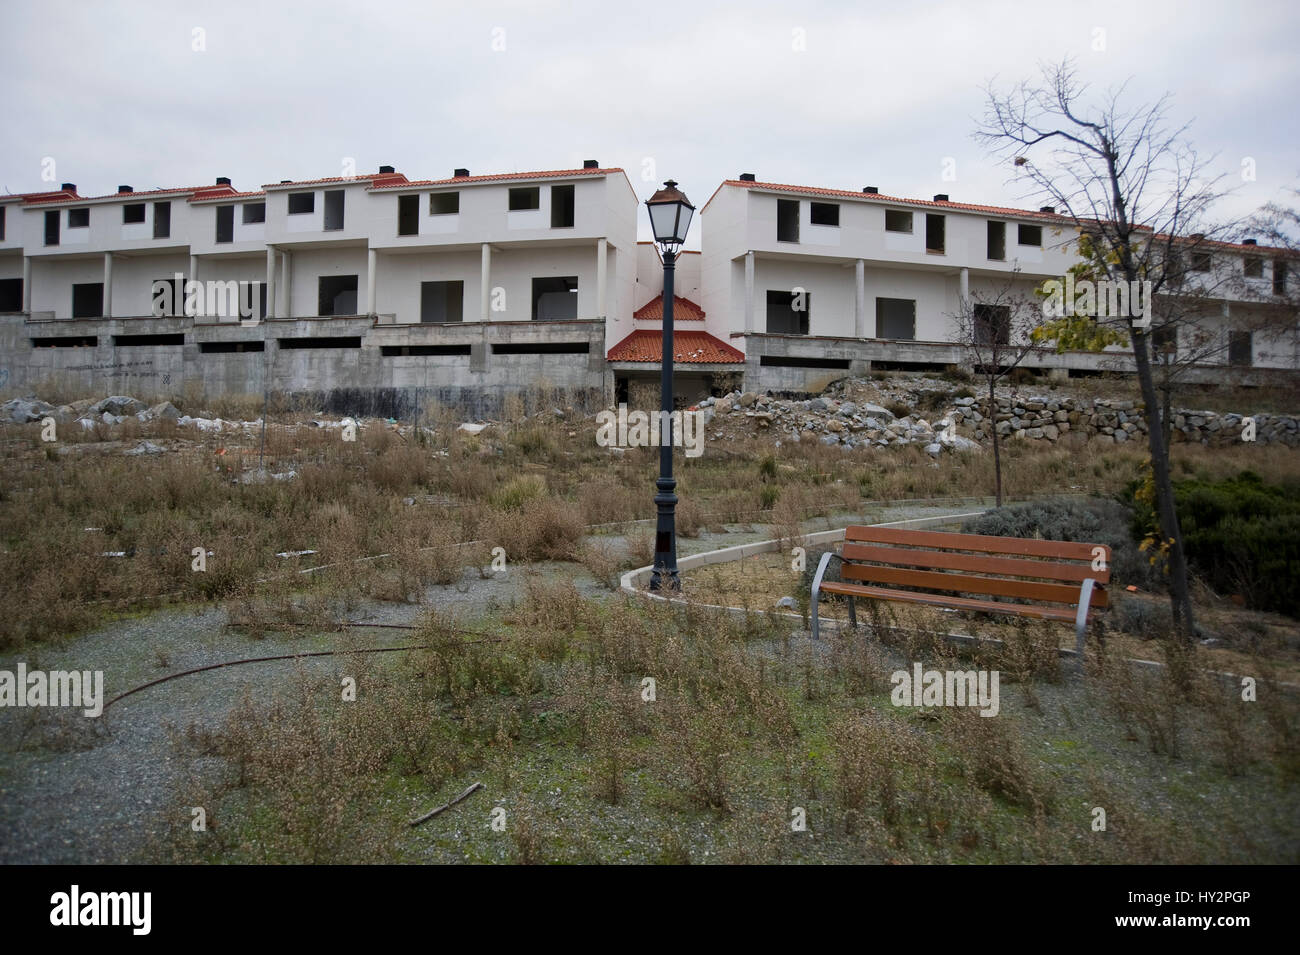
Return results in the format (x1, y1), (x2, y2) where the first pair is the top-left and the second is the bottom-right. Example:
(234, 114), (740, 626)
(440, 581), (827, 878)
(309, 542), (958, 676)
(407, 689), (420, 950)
(840, 525), (1110, 608)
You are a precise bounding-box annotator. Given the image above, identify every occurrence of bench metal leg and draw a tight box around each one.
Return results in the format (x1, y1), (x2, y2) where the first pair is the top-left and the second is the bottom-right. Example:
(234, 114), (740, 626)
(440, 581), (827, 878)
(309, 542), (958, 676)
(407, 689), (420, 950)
(1074, 577), (1098, 665)
(848, 595), (857, 629)
(810, 550), (835, 641)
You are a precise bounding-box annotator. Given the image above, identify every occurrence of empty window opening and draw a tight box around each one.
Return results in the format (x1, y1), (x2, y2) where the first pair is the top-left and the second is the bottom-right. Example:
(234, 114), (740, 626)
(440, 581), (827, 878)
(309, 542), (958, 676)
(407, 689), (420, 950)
(1152, 325), (1177, 357)
(810, 202), (839, 226)
(68, 208), (89, 228)
(1190, 251), (1212, 272)
(925, 214), (945, 253)
(885, 209), (912, 233)
(987, 221), (1006, 260)
(72, 283), (104, 318)
(288, 192), (315, 214)
(0, 205), (5, 240)
(278, 336), (362, 350)
(242, 202), (266, 224)
(420, 280), (464, 323)
(1017, 224), (1042, 247)
(153, 201), (171, 239)
(430, 192), (459, 215)
(551, 184), (575, 228)
(123, 203), (146, 224)
(876, 297), (916, 340)
(1228, 330), (1253, 366)
(323, 190), (345, 231)
(0, 278), (22, 311)
(776, 199), (800, 243)
(114, 333), (185, 347)
(973, 304), (1010, 345)
(1244, 256), (1263, 278)
(215, 205), (234, 243)
(33, 335), (97, 348)
(766, 289), (810, 335)
(199, 341), (265, 354)
(531, 276), (578, 320)
(380, 344), (472, 357)
(758, 356), (851, 370)
(44, 209), (60, 245)
(398, 195), (419, 236)
(1166, 251), (1186, 285)
(492, 342), (589, 355)
(1274, 261), (1288, 295)
(317, 275), (359, 316)
(509, 187), (541, 211)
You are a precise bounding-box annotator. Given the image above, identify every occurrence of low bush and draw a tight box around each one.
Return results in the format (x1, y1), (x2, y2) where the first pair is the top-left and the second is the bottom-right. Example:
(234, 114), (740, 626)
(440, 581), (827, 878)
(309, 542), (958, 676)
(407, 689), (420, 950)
(1127, 470), (1300, 618)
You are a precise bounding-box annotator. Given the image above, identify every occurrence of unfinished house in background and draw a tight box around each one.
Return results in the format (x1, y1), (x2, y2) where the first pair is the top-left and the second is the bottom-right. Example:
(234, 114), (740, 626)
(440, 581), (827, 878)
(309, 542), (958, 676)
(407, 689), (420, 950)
(0, 164), (1294, 415)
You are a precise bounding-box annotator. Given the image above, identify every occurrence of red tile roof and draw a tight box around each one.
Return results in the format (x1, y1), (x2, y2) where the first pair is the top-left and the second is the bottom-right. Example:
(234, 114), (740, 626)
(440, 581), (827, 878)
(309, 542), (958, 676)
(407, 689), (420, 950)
(370, 167), (621, 190)
(701, 178), (1074, 221)
(22, 186), (214, 205)
(607, 329), (744, 364)
(262, 171), (410, 189)
(188, 189), (266, 203)
(633, 293), (706, 321)
(12, 189), (78, 204)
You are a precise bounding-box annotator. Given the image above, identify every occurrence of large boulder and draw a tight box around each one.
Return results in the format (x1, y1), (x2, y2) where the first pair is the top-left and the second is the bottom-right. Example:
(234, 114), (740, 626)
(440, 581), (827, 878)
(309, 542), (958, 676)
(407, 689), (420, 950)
(91, 395), (145, 417)
(3, 397), (56, 423)
(149, 401), (181, 421)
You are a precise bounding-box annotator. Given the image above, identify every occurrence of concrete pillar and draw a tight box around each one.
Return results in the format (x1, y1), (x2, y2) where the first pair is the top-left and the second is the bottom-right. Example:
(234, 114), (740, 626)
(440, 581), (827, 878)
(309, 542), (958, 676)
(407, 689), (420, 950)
(479, 243), (491, 322)
(744, 250), (755, 333)
(22, 256), (31, 312)
(103, 253), (113, 318)
(854, 258), (866, 338)
(265, 244), (276, 319)
(959, 267), (969, 303)
(187, 254), (199, 318)
(280, 251), (291, 319)
(366, 247), (377, 316)
(596, 237), (607, 318)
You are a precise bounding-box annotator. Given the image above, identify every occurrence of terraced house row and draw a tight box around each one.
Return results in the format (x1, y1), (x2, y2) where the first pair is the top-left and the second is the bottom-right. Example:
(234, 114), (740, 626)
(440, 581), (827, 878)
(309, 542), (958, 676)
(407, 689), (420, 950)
(0, 161), (1294, 413)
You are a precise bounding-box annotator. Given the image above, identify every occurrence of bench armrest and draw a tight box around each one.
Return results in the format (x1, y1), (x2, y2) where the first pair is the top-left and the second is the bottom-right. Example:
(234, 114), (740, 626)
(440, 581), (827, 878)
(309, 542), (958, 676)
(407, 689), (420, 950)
(1074, 577), (1099, 657)
(809, 551), (843, 641)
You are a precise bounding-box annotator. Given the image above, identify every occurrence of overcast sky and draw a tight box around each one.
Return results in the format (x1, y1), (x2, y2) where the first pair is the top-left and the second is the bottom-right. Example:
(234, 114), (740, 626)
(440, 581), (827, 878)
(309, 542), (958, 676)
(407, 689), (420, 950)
(2, 0), (1296, 247)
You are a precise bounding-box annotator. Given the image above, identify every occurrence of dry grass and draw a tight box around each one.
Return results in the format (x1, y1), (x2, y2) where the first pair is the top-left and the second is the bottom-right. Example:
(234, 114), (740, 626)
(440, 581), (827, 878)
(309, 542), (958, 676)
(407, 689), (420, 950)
(2, 394), (1297, 653)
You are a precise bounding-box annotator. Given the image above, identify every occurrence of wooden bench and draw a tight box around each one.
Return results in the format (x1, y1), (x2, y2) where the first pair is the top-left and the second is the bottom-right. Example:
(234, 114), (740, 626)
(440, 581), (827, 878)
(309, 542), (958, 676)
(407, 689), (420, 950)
(810, 525), (1110, 655)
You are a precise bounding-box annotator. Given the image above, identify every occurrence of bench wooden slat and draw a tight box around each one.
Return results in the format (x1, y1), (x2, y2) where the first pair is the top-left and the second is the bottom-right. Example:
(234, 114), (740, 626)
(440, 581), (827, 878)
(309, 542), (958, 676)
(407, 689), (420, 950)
(838, 562), (1109, 607)
(846, 525), (1109, 563)
(819, 581), (1081, 621)
(841, 542), (1112, 585)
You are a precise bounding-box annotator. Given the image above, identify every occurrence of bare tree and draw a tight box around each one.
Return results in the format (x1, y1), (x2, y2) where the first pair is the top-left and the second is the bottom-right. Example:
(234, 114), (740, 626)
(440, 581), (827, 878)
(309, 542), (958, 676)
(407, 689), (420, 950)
(951, 270), (1045, 506)
(975, 59), (1236, 640)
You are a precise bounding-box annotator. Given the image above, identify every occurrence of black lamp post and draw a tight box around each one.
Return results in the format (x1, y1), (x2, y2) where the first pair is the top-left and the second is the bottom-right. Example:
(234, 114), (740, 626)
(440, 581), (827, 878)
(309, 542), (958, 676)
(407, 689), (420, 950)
(645, 180), (695, 592)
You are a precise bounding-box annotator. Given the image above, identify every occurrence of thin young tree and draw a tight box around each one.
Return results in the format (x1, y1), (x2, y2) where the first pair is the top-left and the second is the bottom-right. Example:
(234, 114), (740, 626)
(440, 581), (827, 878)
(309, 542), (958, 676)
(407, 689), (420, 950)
(950, 270), (1044, 507)
(975, 59), (1233, 640)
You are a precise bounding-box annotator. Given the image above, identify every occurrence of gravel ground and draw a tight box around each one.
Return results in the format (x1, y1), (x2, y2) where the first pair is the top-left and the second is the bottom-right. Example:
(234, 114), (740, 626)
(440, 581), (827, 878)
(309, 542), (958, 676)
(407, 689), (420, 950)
(0, 503), (974, 864)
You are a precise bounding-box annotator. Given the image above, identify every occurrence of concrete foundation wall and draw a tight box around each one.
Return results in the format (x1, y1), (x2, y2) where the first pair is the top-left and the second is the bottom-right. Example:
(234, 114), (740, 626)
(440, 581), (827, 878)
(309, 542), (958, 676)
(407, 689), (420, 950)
(4, 314), (610, 417)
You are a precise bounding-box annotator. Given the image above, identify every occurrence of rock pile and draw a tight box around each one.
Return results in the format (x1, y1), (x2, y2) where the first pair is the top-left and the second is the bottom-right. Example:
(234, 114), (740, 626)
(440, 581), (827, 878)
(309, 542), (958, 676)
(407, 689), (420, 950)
(695, 387), (1299, 450)
(700, 390), (977, 454)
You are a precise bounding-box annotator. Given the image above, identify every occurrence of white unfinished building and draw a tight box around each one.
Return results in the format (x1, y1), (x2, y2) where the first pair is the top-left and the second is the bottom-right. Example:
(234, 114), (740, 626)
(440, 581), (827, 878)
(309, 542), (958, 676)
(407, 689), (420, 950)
(0, 163), (1294, 413)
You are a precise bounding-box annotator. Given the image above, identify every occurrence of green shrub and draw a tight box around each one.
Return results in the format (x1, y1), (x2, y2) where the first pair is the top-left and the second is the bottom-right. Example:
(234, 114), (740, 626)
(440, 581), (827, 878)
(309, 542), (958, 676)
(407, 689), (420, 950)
(490, 474), (547, 511)
(1126, 471), (1300, 618)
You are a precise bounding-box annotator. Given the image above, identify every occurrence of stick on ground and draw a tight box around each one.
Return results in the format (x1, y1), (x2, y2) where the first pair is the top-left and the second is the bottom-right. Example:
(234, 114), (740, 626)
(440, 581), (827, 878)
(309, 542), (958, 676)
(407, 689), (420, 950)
(408, 782), (485, 827)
